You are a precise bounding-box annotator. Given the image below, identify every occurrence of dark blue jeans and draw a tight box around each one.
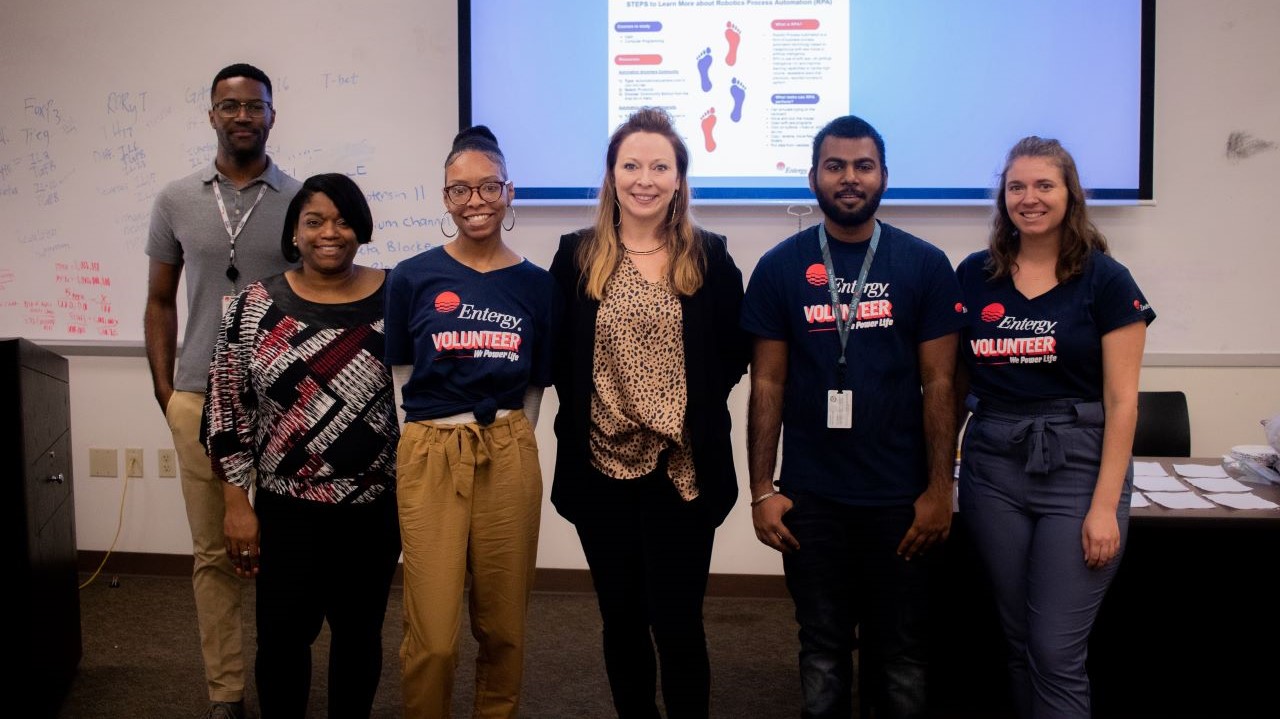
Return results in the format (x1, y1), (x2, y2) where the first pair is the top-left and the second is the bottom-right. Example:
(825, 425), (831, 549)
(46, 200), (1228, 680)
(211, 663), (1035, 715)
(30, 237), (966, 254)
(782, 493), (932, 719)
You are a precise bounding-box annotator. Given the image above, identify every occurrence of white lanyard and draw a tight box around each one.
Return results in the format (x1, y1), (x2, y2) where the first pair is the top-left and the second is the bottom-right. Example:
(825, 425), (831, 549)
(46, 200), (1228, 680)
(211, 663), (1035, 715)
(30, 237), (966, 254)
(213, 180), (268, 285)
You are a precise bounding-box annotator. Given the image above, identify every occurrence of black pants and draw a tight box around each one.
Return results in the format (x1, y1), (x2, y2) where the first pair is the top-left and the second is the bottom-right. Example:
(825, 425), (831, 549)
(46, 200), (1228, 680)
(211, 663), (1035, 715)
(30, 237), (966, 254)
(574, 469), (716, 719)
(254, 489), (401, 719)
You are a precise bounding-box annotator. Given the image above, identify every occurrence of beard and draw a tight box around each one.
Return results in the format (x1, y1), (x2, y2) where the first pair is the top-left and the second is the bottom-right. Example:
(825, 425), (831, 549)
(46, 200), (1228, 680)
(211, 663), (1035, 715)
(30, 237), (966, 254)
(816, 183), (885, 229)
(219, 127), (269, 164)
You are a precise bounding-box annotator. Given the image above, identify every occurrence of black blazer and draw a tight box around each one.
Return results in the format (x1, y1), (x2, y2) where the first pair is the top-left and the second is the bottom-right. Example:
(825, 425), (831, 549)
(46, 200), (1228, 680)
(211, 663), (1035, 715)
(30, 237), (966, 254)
(548, 229), (750, 527)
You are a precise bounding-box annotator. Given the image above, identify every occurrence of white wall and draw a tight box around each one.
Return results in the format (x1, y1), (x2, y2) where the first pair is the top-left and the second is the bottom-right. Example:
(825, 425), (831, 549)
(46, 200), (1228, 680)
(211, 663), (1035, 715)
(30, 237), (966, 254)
(59, 0), (1280, 573)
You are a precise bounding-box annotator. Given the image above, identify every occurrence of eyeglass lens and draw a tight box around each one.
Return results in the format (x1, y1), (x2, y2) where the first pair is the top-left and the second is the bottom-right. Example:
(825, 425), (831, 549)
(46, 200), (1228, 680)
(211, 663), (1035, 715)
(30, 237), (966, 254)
(446, 183), (504, 204)
(216, 101), (269, 117)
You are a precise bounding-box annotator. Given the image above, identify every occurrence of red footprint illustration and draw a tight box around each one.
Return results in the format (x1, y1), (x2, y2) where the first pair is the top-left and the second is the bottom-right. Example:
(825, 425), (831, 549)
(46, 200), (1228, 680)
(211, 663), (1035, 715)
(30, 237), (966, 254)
(701, 108), (717, 152)
(725, 22), (741, 66)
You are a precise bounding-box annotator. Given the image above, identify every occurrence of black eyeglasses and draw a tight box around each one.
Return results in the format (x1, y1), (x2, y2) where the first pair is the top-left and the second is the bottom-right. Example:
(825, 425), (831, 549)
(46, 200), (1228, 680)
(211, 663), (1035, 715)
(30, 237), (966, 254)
(213, 100), (272, 119)
(444, 181), (507, 205)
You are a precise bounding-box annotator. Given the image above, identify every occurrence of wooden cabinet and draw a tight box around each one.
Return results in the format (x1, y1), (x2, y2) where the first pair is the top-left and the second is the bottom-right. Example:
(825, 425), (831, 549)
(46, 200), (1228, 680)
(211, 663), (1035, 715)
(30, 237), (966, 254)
(2, 339), (80, 716)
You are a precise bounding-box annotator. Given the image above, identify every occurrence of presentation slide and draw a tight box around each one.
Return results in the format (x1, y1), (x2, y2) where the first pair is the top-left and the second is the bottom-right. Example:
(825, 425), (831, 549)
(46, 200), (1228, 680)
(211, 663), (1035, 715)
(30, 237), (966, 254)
(608, 2), (849, 179)
(466, 0), (1149, 203)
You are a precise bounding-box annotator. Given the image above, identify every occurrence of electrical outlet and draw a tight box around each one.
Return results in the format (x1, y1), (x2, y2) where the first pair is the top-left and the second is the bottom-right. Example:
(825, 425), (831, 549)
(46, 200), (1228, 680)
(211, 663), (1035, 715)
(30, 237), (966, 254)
(89, 448), (118, 477)
(158, 448), (178, 478)
(125, 448), (144, 478)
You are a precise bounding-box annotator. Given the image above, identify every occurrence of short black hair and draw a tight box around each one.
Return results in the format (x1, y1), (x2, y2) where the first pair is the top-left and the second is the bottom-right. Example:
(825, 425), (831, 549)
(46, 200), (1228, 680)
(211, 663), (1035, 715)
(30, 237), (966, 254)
(281, 174), (374, 262)
(445, 125), (507, 178)
(811, 115), (886, 172)
(211, 63), (273, 100)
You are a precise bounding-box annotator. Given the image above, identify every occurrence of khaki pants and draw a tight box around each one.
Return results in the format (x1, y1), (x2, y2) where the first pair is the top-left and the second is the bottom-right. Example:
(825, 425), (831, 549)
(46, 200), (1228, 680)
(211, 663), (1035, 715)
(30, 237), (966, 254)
(397, 411), (543, 719)
(167, 390), (245, 702)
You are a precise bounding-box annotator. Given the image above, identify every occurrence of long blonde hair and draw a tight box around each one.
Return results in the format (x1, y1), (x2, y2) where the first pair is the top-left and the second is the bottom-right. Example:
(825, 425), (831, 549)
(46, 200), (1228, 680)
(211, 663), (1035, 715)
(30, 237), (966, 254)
(577, 107), (704, 299)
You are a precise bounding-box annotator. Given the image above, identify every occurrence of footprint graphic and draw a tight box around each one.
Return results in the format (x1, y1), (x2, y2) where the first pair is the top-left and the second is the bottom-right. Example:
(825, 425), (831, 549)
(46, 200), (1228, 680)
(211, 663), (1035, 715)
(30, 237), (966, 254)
(701, 108), (717, 152)
(729, 78), (746, 122)
(696, 48), (713, 92)
(725, 22), (741, 66)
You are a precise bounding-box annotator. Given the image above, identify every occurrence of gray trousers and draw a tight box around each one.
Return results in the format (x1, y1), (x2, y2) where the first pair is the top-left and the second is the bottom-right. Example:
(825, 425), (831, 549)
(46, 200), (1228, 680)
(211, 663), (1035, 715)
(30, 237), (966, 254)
(958, 396), (1131, 719)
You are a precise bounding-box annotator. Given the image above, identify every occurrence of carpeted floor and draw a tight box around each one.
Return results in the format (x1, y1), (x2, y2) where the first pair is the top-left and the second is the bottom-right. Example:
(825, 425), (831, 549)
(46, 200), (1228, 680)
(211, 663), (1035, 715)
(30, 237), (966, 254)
(60, 573), (806, 718)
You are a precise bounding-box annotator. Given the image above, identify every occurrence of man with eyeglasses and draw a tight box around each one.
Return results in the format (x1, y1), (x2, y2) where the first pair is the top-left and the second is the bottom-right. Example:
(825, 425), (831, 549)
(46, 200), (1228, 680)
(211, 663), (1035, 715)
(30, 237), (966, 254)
(144, 62), (301, 719)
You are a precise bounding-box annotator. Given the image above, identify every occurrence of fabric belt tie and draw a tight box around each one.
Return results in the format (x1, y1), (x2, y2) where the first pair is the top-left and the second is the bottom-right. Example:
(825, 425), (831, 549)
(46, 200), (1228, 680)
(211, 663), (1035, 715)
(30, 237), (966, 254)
(442, 423), (491, 499)
(1008, 416), (1067, 475)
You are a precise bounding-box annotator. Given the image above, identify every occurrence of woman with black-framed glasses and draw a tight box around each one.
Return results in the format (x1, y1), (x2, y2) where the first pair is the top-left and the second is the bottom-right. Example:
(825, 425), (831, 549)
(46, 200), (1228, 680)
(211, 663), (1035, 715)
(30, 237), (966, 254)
(384, 126), (557, 719)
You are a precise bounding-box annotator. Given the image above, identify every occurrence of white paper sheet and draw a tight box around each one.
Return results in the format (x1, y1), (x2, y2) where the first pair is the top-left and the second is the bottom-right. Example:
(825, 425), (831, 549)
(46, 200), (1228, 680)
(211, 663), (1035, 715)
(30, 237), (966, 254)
(1129, 491), (1150, 508)
(1203, 493), (1280, 510)
(1173, 464), (1230, 478)
(1134, 476), (1188, 492)
(1133, 461), (1170, 477)
(1183, 476), (1253, 493)
(1144, 492), (1215, 509)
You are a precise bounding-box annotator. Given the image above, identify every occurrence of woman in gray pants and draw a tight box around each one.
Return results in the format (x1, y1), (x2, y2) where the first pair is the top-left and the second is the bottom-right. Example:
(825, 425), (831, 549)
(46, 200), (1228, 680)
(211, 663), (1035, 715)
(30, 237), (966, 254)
(955, 136), (1154, 718)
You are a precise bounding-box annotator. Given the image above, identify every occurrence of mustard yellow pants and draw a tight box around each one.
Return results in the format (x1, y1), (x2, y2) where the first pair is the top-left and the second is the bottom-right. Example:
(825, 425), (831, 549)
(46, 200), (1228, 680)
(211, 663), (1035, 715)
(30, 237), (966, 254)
(397, 411), (543, 719)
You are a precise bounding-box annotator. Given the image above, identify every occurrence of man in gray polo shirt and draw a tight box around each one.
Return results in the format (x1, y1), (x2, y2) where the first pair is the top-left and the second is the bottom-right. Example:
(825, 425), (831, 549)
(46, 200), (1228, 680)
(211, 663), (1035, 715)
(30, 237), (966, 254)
(145, 62), (300, 719)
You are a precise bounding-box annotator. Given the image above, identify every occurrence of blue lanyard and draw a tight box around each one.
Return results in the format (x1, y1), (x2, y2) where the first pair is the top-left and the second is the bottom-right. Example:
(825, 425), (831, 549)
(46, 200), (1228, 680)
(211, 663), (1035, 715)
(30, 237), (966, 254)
(818, 220), (881, 381)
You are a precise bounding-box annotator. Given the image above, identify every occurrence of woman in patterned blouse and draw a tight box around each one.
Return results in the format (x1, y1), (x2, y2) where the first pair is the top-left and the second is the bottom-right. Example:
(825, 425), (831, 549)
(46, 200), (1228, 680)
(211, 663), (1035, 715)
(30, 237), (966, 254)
(548, 107), (750, 719)
(205, 173), (400, 719)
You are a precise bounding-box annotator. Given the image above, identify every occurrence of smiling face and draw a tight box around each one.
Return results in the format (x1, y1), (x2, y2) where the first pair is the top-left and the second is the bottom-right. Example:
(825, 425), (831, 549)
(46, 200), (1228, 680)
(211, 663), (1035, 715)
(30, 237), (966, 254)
(295, 192), (358, 275)
(443, 150), (510, 243)
(208, 76), (274, 164)
(612, 131), (680, 226)
(809, 135), (886, 232)
(1003, 156), (1069, 242)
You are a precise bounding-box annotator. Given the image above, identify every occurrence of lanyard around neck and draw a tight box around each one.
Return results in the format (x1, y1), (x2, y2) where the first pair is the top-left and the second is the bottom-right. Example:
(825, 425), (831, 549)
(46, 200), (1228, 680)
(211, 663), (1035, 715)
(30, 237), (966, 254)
(213, 180), (268, 287)
(818, 220), (881, 380)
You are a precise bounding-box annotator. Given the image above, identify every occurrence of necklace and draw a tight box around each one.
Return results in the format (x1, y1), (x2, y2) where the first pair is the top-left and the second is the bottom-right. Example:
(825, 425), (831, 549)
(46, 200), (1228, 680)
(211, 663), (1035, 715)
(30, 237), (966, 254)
(622, 240), (667, 256)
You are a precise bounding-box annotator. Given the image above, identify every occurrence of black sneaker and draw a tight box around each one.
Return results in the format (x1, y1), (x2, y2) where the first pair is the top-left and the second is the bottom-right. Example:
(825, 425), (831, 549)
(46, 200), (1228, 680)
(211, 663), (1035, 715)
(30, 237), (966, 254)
(199, 701), (245, 719)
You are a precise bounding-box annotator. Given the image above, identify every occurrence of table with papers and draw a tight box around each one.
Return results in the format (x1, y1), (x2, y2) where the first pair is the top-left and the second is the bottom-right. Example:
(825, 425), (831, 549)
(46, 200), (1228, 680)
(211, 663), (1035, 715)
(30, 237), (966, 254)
(1091, 457), (1280, 717)
(1128, 456), (1280, 522)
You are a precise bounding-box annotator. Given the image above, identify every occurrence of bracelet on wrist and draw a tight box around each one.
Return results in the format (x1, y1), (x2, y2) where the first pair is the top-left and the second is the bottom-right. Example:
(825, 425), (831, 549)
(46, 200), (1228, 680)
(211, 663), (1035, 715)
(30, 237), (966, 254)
(750, 490), (780, 507)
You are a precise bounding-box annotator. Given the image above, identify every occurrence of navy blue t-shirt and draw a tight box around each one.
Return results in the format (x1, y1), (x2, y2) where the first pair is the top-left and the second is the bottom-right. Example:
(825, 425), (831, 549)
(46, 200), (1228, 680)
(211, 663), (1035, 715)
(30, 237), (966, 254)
(385, 247), (556, 422)
(957, 249), (1155, 403)
(741, 222), (966, 506)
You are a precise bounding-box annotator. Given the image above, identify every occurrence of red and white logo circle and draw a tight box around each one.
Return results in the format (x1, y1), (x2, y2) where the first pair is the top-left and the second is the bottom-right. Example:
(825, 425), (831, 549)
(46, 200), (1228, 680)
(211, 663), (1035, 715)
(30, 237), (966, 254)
(804, 263), (827, 286)
(434, 291), (461, 313)
(1133, 299), (1141, 309)
(980, 303), (1005, 323)
(955, 302), (966, 313)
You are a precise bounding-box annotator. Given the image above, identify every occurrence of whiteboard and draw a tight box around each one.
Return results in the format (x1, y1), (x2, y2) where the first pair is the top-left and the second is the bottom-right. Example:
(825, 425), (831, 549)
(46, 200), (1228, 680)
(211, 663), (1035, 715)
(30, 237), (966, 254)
(0, 0), (457, 344)
(3, 0), (1279, 357)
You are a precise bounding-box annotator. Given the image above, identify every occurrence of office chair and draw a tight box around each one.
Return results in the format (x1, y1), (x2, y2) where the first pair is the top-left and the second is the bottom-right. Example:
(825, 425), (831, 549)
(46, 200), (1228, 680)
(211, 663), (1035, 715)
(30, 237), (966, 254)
(1132, 391), (1191, 457)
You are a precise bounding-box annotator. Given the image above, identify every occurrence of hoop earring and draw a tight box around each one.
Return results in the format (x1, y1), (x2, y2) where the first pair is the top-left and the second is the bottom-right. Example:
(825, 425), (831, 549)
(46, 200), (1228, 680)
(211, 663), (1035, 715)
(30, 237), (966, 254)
(502, 206), (517, 232)
(439, 212), (458, 238)
(613, 199), (622, 227)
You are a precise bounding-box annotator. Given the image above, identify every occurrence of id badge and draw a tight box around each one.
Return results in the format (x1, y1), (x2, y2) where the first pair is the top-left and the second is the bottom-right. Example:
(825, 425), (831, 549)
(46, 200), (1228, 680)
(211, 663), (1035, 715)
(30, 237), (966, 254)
(827, 389), (853, 429)
(221, 295), (235, 317)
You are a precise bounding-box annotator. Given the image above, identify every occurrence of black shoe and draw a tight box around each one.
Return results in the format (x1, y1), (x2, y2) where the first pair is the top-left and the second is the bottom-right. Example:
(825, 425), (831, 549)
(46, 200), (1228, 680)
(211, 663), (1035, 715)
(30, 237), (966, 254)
(199, 701), (245, 719)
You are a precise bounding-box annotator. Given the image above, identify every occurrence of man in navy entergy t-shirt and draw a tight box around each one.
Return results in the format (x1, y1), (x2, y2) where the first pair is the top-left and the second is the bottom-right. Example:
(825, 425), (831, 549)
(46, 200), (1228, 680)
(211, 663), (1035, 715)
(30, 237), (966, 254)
(741, 115), (965, 719)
